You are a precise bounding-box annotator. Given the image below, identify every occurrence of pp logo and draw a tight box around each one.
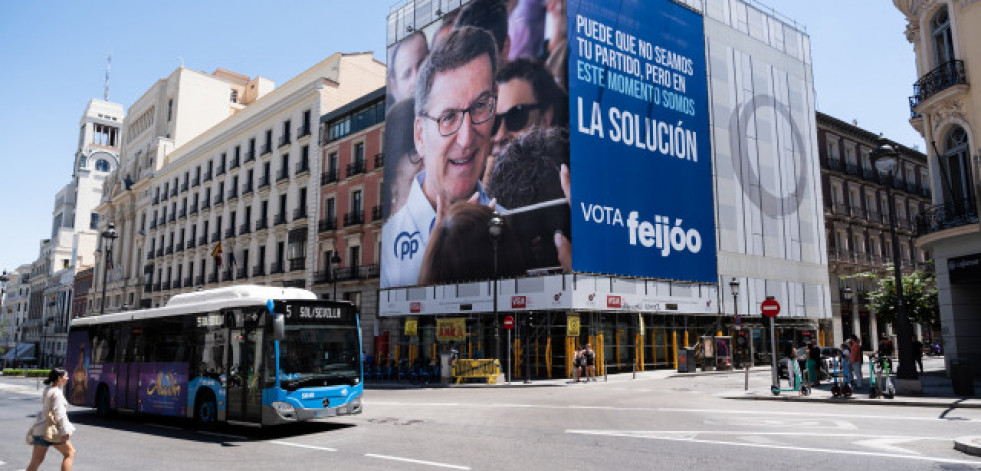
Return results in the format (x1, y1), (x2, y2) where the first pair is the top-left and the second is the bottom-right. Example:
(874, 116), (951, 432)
(393, 231), (421, 260)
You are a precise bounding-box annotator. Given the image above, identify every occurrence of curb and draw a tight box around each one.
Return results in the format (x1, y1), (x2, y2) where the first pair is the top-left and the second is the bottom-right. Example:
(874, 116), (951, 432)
(954, 436), (981, 457)
(723, 393), (981, 409)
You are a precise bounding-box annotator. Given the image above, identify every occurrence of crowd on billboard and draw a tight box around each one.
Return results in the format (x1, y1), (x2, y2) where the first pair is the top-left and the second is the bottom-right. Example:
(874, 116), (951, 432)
(381, 0), (573, 288)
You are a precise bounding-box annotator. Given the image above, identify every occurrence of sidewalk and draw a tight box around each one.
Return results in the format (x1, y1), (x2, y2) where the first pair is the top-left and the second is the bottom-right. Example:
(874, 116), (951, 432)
(718, 356), (981, 409)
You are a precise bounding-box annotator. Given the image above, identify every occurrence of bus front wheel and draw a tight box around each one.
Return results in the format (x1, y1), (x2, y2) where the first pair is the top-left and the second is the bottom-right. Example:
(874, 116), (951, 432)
(194, 391), (217, 427)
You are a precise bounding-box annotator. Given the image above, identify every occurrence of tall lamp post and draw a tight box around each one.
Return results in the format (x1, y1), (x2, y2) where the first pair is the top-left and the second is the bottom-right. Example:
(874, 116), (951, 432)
(488, 212), (503, 365)
(330, 252), (342, 300)
(99, 223), (118, 315)
(729, 278), (740, 366)
(872, 137), (917, 380)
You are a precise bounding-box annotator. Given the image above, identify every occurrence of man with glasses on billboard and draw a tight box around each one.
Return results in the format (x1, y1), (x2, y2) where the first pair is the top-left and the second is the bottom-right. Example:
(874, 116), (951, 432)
(381, 26), (500, 288)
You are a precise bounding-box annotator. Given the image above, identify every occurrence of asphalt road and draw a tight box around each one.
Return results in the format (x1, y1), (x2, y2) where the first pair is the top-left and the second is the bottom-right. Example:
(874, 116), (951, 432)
(0, 369), (979, 470)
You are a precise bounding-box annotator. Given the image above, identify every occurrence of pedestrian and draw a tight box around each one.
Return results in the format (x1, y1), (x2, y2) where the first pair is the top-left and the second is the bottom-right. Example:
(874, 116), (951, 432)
(911, 335), (924, 374)
(838, 343), (851, 384)
(806, 340), (821, 386)
(27, 368), (76, 471)
(572, 346), (583, 383)
(783, 342), (798, 389)
(584, 343), (596, 382)
(848, 335), (864, 388)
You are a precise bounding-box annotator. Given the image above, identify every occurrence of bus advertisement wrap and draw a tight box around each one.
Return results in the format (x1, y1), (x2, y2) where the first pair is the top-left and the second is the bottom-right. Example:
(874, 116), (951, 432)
(381, 0), (716, 288)
(568, 0), (716, 282)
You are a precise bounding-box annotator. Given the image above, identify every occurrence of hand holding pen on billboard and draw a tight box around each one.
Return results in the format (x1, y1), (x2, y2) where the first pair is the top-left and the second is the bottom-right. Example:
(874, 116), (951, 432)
(554, 163), (572, 272)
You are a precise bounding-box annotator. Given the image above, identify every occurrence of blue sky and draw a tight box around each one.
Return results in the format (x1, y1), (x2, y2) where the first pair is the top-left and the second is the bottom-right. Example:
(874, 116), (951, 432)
(0, 0), (921, 274)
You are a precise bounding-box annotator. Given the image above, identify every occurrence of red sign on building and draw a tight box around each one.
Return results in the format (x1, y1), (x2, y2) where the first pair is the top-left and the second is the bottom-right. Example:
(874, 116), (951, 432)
(409, 302), (421, 313)
(511, 296), (527, 309)
(607, 295), (622, 308)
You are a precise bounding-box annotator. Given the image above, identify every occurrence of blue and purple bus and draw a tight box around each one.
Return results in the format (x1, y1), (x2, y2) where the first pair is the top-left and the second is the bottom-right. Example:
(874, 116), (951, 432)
(66, 285), (363, 426)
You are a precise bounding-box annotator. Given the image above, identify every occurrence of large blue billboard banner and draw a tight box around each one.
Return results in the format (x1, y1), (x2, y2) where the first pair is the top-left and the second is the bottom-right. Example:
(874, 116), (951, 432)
(568, 0), (716, 282)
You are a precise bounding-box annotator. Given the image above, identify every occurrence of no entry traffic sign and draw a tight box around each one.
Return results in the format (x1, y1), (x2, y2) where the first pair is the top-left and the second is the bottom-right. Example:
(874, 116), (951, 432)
(761, 298), (780, 318)
(503, 315), (515, 330)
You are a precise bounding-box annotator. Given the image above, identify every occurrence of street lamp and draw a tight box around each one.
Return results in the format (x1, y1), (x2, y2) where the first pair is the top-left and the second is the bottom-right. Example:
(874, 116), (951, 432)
(728, 277), (740, 319)
(100, 222), (119, 315)
(0, 270), (8, 368)
(872, 137), (917, 380)
(330, 252), (342, 300)
(488, 211), (503, 369)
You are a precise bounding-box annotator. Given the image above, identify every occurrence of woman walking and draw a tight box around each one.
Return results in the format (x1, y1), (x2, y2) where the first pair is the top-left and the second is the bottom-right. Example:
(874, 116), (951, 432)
(27, 368), (76, 471)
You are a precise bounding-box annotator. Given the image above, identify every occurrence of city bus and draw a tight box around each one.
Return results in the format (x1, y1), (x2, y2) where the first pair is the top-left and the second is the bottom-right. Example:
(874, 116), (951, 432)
(65, 285), (363, 426)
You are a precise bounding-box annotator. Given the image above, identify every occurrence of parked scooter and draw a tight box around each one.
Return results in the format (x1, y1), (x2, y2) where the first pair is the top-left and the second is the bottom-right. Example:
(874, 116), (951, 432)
(771, 355), (811, 396)
(830, 354), (853, 397)
(867, 353), (895, 399)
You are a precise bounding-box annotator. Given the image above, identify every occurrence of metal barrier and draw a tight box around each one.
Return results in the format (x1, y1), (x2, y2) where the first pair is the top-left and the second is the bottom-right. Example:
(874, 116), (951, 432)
(451, 359), (502, 384)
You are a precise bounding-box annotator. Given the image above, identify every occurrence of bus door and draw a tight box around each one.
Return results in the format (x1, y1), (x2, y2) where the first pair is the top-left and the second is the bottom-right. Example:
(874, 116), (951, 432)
(117, 324), (143, 410)
(226, 326), (263, 423)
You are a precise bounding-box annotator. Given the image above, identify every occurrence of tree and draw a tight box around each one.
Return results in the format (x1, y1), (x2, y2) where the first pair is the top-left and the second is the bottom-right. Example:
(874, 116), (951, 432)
(865, 264), (940, 329)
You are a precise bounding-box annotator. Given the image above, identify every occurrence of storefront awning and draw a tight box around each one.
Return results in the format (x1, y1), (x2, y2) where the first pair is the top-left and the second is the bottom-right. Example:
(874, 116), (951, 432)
(2, 343), (36, 361)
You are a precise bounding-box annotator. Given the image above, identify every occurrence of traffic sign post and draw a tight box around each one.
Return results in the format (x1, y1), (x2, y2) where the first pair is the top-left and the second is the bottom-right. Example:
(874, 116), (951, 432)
(761, 297), (781, 389)
(503, 316), (514, 383)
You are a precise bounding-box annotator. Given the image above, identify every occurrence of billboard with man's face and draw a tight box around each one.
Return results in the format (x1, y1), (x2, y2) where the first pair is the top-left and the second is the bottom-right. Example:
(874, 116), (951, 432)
(380, 0), (716, 289)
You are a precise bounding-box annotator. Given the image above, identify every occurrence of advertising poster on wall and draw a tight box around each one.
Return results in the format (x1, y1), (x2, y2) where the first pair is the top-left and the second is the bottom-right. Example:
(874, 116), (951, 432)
(380, 0), (716, 289)
(568, 0), (716, 282)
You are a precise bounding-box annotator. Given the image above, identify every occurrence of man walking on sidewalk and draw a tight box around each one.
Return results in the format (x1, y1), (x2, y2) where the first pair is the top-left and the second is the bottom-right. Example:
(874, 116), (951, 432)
(848, 335), (864, 388)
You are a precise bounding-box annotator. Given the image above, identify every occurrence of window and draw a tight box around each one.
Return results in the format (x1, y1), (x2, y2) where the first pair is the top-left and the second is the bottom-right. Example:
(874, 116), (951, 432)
(230, 89), (239, 103)
(167, 98), (173, 122)
(354, 142), (365, 166)
(79, 156), (87, 168)
(351, 189), (363, 213)
(931, 6), (955, 67)
(942, 126), (974, 204)
(325, 197), (335, 220)
(95, 159), (111, 172)
(90, 212), (99, 230)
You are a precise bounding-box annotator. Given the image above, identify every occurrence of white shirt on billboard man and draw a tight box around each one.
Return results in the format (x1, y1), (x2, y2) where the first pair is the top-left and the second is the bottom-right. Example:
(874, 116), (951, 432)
(381, 26), (500, 288)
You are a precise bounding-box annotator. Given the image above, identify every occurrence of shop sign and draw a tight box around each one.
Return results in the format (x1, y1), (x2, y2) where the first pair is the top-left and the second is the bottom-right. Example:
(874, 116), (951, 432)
(567, 314), (581, 337)
(436, 318), (466, 341)
(607, 295), (622, 308)
(404, 318), (418, 337)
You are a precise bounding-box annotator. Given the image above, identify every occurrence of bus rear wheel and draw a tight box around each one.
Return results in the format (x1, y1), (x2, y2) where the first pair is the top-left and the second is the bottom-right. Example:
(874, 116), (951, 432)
(194, 391), (217, 427)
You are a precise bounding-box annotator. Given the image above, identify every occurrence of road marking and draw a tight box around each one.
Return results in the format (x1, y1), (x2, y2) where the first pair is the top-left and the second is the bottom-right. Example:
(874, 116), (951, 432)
(196, 431), (247, 440)
(854, 437), (922, 455)
(270, 440), (337, 452)
(365, 453), (470, 469)
(704, 418), (857, 430)
(660, 407), (980, 423)
(565, 430), (981, 466)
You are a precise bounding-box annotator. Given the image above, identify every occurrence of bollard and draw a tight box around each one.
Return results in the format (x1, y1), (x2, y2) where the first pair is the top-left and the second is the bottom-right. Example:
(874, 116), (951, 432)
(633, 363), (637, 380)
(604, 363), (608, 382)
(744, 361), (750, 391)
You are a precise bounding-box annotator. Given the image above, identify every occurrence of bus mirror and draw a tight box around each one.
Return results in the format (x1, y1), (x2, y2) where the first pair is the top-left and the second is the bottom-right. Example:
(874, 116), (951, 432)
(273, 314), (285, 341)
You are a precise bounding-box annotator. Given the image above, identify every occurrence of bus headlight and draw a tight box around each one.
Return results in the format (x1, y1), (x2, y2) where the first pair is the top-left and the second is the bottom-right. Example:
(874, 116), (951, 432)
(272, 401), (295, 417)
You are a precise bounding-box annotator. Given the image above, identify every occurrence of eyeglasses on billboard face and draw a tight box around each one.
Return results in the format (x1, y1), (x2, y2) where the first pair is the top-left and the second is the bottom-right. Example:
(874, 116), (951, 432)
(492, 102), (547, 134)
(420, 93), (497, 137)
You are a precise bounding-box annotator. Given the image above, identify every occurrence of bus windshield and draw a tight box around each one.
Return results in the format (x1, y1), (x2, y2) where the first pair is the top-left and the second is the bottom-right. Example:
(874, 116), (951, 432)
(278, 324), (360, 390)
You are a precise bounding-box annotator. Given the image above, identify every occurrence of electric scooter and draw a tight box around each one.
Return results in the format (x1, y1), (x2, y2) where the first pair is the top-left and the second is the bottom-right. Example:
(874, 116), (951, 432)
(830, 355), (853, 397)
(868, 353), (895, 399)
(771, 357), (811, 396)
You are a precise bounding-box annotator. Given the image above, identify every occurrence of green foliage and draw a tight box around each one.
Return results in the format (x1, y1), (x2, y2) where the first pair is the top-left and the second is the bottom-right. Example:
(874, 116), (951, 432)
(864, 266), (940, 327)
(2, 369), (51, 377)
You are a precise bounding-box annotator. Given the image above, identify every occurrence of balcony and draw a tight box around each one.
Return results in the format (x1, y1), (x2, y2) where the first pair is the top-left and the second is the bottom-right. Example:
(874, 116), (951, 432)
(333, 264), (381, 281)
(261, 143), (272, 156)
(295, 159), (310, 175)
(236, 267), (249, 279)
(214, 193), (224, 205)
(175, 241), (184, 251)
(344, 211), (364, 227)
(178, 209), (187, 219)
(165, 246), (173, 255)
(152, 195), (159, 205)
(321, 171), (338, 185)
(255, 219), (268, 231)
(909, 60), (967, 113)
(145, 282), (154, 293)
(318, 218), (336, 232)
(201, 197), (210, 210)
(146, 250), (154, 260)
(195, 275), (204, 286)
(156, 247), (164, 257)
(845, 163), (861, 177)
(153, 282), (161, 292)
(191, 177), (200, 187)
(346, 160), (366, 178)
(168, 213), (176, 223)
(826, 158), (843, 172)
(297, 123), (312, 139)
(186, 238), (196, 249)
(170, 187), (178, 197)
(216, 165), (225, 176)
(270, 261), (285, 274)
(293, 208), (308, 220)
(203, 171), (212, 182)
(916, 198), (979, 236)
(276, 170), (290, 183)
(258, 176), (271, 190)
(222, 270), (232, 282)
(227, 188), (238, 201)
(374, 153), (384, 169)
(211, 232), (221, 243)
(184, 277), (192, 287)
(253, 264), (266, 277)
(198, 235), (208, 246)
(290, 258), (305, 272)
(180, 182), (189, 193)
(278, 134), (291, 149)
(371, 205), (383, 221)
(149, 220), (157, 230)
(275, 213), (288, 226)
(189, 204), (198, 215)
(208, 273), (218, 284)
(242, 183), (254, 196)
(230, 157), (240, 169)
(239, 223), (251, 235)
(244, 151), (255, 163)
(224, 228), (236, 239)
